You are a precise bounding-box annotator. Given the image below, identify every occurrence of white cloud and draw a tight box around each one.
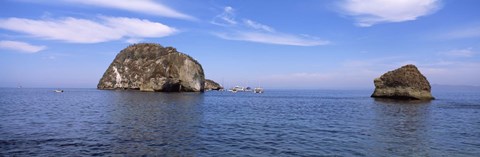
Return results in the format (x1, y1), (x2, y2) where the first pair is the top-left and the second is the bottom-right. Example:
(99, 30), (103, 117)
(100, 16), (176, 38)
(243, 19), (275, 32)
(215, 32), (330, 46)
(65, 0), (194, 20)
(0, 40), (46, 53)
(0, 16), (177, 43)
(340, 0), (441, 27)
(212, 6), (330, 46)
(211, 6), (237, 26)
(442, 48), (476, 57)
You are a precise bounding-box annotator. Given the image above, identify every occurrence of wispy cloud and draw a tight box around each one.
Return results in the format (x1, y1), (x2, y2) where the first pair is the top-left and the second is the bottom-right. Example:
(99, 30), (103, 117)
(421, 62), (480, 86)
(260, 55), (480, 89)
(215, 32), (330, 46)
(243, 19), (275, 32)
(0, 16), (177, 43)
(125, 38), (144, 44)
(260, 68), (378, 89)
(257, 57), (403, 89)
(334, 56), (480, 87)
(211, 6), (237, 26)
(0, 40), (46, 53)
(340, 0), (441, 27)
(42, 56), (56, 60)
(441, 25), (480, 39)
(442, 48), (476, 57)
(212, 6), (329, 46)
(64, 0), (194, 20)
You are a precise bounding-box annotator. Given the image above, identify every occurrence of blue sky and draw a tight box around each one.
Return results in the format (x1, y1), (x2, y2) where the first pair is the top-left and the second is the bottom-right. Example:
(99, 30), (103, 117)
(0, 0), (479, 89)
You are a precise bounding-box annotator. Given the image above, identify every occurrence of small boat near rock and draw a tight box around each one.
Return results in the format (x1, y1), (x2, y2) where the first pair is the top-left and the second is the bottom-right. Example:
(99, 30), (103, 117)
(253, 87), (264, 93)
(227, 85), (264, 93)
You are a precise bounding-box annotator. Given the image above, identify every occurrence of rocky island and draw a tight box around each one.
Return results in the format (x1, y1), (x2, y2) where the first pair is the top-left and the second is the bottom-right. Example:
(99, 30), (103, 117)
(97, 43), (205, 92)
(205, 79), (223, 91)
(371, 64), (434, 100)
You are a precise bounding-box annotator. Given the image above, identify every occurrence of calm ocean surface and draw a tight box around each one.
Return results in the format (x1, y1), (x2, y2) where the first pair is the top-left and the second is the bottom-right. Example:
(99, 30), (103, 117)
(1, 88), (479, 156)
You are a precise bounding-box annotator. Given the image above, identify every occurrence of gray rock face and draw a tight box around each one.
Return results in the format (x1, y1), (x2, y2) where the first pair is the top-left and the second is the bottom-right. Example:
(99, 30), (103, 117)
(205, 79), (223, 90)
(97, 43), (205, 92)
(371, 64), (434, 100)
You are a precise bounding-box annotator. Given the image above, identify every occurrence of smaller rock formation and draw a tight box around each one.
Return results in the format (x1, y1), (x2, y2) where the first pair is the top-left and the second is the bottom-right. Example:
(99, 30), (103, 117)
(371, 64), (434, 100)
(205, 79), (223, 90)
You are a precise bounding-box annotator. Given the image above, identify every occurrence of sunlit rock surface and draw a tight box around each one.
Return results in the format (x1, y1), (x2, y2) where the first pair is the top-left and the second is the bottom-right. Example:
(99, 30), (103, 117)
(371, 64), (434, 100)
(98, 43), (205, 92)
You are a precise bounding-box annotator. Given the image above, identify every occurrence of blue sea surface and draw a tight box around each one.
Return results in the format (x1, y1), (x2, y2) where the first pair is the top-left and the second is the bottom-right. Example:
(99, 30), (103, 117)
(1, 88), (479, 156)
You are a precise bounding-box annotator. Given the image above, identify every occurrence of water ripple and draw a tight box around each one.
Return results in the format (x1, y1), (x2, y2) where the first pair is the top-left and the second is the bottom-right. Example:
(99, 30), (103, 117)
(1, 88), (479, 156)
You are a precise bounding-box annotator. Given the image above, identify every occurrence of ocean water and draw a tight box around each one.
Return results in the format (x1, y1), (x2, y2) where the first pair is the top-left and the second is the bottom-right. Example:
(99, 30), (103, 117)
(1, 88), (479, 156)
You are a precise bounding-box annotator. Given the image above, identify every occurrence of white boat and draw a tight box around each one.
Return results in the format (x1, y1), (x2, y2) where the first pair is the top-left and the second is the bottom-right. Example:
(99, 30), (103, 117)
(229, 86), (245, 93)
(54, 89), (64, 93)
(253, 87), (264, 93)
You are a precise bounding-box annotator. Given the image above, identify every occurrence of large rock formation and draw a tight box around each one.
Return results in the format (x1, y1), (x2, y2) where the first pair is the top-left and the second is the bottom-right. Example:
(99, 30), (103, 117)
(205, 79), (223, 90)
(371, 64), (434, 100)
(97, 43), (205, 92)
